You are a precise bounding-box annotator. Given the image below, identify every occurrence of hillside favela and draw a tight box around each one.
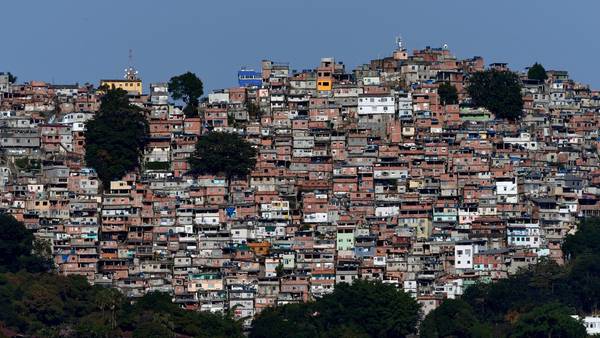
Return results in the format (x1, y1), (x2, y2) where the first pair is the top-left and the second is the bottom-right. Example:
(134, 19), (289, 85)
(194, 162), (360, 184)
(2, 39), (600, 338)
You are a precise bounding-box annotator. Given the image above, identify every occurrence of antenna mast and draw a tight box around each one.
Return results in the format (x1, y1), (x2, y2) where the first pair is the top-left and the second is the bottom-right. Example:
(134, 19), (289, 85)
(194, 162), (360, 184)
(124, 49), (139, 80)
(395, 35), (404, 50)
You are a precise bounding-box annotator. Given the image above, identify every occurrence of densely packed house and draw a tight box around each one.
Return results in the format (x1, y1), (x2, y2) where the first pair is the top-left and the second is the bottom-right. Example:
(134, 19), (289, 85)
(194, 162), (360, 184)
(1, 43), (600, 327)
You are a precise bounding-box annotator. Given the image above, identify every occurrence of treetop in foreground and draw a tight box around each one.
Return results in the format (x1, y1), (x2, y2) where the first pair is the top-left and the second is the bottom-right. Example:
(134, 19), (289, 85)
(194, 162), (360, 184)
(0, 213), (51, 273)
(250, 280), (420, 338)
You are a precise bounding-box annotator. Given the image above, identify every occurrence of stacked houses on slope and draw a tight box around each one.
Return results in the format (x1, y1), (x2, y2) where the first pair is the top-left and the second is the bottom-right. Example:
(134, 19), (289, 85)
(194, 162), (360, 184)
(2, 43), (600, 325)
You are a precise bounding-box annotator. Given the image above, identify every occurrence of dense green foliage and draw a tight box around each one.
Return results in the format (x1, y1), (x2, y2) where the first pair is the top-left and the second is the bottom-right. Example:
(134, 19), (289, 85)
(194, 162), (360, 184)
(563, 217), (600, 260)
(467, 69), (523, 120)
(85, 89), (149, 186)
(120, 292), (243, 338)
(0, 213), (51, 273)
(437, 82), (458, 105)
(510, 303), (586, 338)
(145, 161), (170, 171)
(0, 273), (243, 337)
(14, 157), (41, 171)
(419, 299), (491, 338)
(189, 131), (257, 179)
(420, 218), (600, 337)
(6, 72), (17, 83)
(527, 62), (548, 82)
(247, 101), (262, 120)
(168, 71), (204, 116)
(251, 280), (420, 338)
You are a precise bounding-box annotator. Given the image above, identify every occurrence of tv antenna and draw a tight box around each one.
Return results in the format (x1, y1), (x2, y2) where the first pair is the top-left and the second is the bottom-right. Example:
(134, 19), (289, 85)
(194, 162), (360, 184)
(124, 49), (139, 80)
(395, 35), (404, 50)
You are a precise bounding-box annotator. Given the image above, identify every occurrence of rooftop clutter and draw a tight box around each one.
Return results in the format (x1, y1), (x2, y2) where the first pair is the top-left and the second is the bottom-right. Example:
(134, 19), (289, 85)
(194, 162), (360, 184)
(1, 45), (600, 329)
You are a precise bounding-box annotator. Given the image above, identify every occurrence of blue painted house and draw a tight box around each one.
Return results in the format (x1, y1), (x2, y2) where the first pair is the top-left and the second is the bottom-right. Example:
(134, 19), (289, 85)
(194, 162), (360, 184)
(238, 68), (262, 87)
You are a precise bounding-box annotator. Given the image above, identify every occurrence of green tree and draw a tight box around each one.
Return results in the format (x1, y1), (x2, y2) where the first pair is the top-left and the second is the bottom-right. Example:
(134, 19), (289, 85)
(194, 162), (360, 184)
(420, 299), (492, 338)
(120, 292), (243, 338)
(15, 157), (40, 171)
(275, 263), (284, 277)
(0, 274), (242, 337)
(95, 288), (123, 330)
(467, 69), (523, 120)
(567, 254), (600, 313)
(438, 82), (458, 105)
(250, 303), (321, 338)
(247, 101), (262, 120)
(168, 72), (204, 117)
(188, 131), (257, 180)
(563, 217), (600, 260)
(527, 63), (548, 82)
(510, 303), (586, 338)
(0, 213), (51, 273)
(6, 72), (17, 83)
(562, 218), (600, 312)
(132, 320), (174, 338)
(85, 88), (149, 187)
(251, 280), (420, 338)
(463, 261), (572, 326)
(72, 315), (113, 338)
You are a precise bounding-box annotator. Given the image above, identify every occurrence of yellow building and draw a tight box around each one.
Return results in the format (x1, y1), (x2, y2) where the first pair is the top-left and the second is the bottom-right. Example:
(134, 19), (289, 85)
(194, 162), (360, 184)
(317, 75), (333, 91)
(317, 57), (335, 91)
(100, 66), (142, 95)
(100, 79), (142, 95)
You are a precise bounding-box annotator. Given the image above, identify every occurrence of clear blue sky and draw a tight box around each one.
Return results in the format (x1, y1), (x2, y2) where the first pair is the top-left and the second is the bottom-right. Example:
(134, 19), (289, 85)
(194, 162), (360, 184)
(3, 0), (599, 91)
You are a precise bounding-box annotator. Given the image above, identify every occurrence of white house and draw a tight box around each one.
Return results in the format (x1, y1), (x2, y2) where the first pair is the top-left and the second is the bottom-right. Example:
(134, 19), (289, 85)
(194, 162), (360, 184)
(455, 242), (477, 269)
(496, 177), (518, 204)
(572, 316), (600, 335)
(358, 94), (395, 115)
(503, 132), (538, 150)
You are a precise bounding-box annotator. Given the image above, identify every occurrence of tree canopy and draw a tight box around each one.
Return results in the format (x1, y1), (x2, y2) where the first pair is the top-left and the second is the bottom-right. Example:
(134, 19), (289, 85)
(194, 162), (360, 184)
(168, 72), (204, 116)
(188, 131), (257, 180)
(421, 263), (588, 337)
(527, 63), (548, 82)
(467, 69), (523, 120)
(251, 280), (420, 338)
(6, 72), (17, 83)
(510, 303), (586, 338)
(247, 102), (262, 120)
(562, 217), (600, 260)
(0, 213), (51, 273)
(437, 82), (458, 105)
(84, 88), (149, 187)
(0, 272), (243, 337)
(419, 299), (491, 338)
